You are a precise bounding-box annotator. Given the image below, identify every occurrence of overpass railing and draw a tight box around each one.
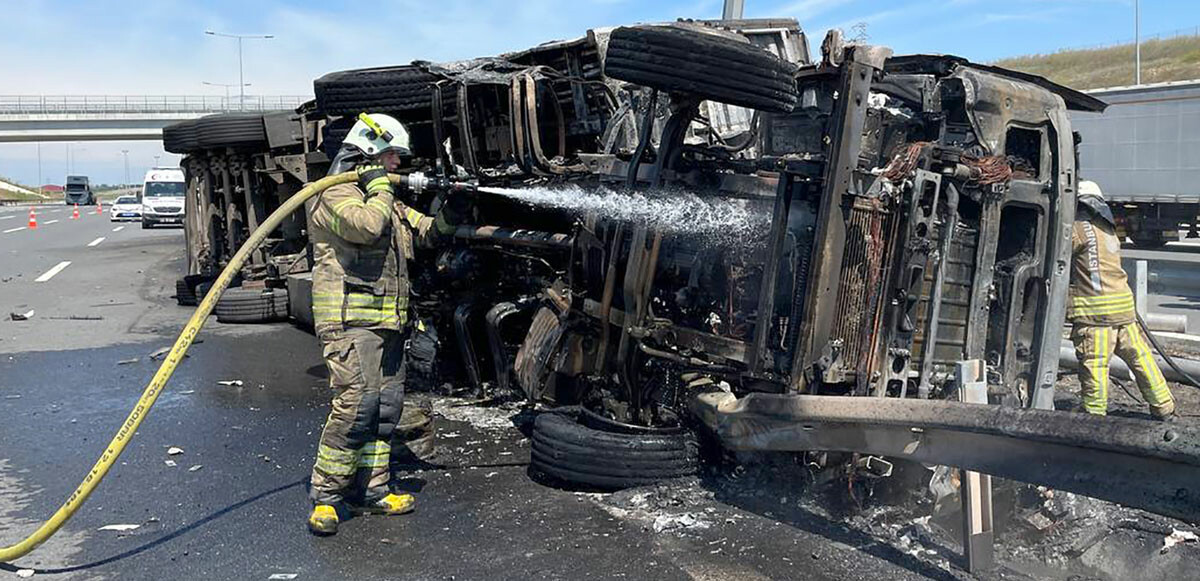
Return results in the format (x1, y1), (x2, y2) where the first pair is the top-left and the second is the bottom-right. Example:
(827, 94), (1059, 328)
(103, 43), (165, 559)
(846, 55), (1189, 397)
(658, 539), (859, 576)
(0, 95), (311, 115)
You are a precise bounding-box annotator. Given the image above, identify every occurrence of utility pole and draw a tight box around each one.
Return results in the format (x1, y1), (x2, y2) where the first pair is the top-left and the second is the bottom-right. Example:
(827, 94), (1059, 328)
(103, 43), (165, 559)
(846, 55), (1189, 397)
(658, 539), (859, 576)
(121, 150), (130, 187)
(205, 30), (274, 110)
(1135, 0), (1142, 84)
(36, 143), (42, 196)
(202, 81), (252, 110)
(722, 0), (744, 20)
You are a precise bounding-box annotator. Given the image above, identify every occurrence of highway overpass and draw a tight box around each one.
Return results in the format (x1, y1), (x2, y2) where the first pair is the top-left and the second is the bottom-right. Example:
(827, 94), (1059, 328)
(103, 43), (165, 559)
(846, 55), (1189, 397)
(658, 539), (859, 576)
(0, 95), (309, 142)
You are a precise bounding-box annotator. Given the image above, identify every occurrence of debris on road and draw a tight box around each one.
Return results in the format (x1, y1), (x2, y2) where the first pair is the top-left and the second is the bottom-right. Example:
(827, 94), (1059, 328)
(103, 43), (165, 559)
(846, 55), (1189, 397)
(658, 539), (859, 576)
(9, 309), (34, 321)
(16, 569), (34, 578)
(167, 447), (184, 455)
(149, 347), (186, 361)
(48, 315), (103, 321)
(267, 575), (299, 580)
(164, 460), (177, 467)
(188, 464), (203, 472)
(652, 513), (710, 533)
(97, 524), (140, 532)
(217, 379), (244, 387)
(117, 358), (139, 365)
(1162, 529), (1199, 553)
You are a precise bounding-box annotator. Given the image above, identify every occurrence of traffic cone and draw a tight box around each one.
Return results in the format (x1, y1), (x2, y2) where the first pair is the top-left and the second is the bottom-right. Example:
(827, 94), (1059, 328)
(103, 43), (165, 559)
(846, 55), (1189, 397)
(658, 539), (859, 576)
(28, 208), (37, 229)
(96, 200), (103, 215)
(71, 204), (80, 220)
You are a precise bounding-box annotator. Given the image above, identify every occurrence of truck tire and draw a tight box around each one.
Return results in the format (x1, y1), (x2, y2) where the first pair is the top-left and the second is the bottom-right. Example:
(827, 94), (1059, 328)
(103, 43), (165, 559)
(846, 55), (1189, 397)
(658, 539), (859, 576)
(320, 117), (355, 158)
(214, 288), (288, 323)
(163, 119), (201, 154)
(530, 410), (699, 490)
(313, 65), (441, 117)
(175, 278), (198, 306)
(604, 25), (799, 114)
(195, 113), (269, 149)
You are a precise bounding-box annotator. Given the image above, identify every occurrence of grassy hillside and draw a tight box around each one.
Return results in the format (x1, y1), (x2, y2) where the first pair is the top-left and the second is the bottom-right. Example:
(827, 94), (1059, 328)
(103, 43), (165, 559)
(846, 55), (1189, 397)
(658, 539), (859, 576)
(0, 177), (47, 201)
(995, 35), (1200, 91)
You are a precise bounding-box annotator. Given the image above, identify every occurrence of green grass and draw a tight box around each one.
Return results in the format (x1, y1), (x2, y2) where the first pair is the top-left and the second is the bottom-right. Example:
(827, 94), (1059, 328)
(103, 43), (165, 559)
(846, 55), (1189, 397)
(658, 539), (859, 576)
(995, 35), (1200, 91)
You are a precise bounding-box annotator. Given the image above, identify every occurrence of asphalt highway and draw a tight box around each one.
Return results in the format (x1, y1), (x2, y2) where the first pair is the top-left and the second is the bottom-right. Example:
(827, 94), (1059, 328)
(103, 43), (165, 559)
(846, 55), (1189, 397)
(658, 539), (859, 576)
(0, 204), (959, 580)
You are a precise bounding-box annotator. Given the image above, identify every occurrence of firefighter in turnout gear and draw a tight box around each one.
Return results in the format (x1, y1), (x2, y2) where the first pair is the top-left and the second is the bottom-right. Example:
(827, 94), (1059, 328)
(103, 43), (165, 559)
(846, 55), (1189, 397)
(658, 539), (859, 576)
(1068, 180), (1176, 420)
(306, 113), (462, 535)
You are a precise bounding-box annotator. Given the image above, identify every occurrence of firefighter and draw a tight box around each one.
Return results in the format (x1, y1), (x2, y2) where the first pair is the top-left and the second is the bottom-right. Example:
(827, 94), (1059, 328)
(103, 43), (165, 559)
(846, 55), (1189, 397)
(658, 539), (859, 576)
(306, 113), (462, 535)
(1069, 180), (1176, 420)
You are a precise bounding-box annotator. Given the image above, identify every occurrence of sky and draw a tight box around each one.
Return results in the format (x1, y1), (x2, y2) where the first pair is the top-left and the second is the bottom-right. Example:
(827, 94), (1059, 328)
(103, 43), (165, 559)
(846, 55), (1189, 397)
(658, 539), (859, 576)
(0, 0), (1194, 186)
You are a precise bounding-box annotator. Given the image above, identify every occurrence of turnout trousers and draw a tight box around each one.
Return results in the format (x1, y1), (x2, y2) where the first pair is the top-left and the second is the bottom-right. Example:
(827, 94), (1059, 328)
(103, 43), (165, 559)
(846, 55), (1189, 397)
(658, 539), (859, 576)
(1071, 323), (1175, 418)
(310, 327), (407, 505)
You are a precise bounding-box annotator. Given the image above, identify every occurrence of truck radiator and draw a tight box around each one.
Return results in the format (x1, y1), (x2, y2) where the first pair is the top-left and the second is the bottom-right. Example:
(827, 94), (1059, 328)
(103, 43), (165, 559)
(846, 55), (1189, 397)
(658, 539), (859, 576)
(912, 224), (979, 372)
(830, 199), (895, 377)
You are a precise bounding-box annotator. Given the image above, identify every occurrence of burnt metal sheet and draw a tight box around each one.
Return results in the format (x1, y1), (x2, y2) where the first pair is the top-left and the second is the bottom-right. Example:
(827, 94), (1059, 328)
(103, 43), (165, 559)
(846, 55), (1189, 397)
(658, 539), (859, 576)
(701, 393), (1200, 522)
(884, 55), (1106, 112)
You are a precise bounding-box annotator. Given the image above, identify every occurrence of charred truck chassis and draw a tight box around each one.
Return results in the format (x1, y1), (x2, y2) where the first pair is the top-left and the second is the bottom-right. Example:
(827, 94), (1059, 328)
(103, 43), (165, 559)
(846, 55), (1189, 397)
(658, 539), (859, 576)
(163, 20), (1200, 522)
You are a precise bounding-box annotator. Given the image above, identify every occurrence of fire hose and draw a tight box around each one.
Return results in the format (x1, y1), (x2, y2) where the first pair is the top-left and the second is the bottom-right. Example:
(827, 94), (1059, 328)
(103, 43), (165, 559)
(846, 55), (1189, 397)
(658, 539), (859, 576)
(0, 171), (466, 563)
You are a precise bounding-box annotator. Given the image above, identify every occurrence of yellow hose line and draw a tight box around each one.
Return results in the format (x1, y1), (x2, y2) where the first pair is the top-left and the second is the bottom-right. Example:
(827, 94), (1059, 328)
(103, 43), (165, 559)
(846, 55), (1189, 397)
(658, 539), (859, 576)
(0, 171), (381, 563)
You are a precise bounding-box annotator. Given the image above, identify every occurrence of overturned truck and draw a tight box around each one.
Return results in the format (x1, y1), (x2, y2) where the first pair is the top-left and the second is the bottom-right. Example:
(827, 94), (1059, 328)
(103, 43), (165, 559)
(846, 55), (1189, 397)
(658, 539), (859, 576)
(164, 20), (1200, 521)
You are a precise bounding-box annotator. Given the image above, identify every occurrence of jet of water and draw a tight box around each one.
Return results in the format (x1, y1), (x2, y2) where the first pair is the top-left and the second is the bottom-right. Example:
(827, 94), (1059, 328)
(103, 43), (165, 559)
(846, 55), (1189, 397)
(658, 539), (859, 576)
(479, 184), (770, 245)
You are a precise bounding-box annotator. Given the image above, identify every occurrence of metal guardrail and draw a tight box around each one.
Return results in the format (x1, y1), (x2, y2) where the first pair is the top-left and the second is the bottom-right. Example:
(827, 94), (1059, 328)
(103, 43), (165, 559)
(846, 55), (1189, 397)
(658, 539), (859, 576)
(0, 95), (310, 115)
(697, 393), (1200, 522)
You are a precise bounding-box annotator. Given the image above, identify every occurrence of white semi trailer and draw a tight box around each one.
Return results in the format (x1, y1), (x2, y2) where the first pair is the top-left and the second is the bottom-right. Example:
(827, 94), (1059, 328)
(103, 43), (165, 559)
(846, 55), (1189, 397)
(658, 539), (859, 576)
(1072, 80), (1200, 247)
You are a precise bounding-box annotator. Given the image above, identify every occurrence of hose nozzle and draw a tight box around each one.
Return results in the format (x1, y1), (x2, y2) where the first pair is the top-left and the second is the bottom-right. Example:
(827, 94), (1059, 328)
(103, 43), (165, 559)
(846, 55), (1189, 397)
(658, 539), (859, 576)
(404, 171), (478, 194)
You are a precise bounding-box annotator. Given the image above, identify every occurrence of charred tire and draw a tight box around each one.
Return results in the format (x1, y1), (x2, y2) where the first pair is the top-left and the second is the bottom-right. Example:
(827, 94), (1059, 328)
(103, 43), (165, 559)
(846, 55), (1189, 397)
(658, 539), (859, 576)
(321, 117), (355, 158)
(163, 119), (201, 154)
(214, 288), (288, 323)
(530, 411), (699, 490)
(604, 25), (798, 114)
(175, 278), (198, 306)
(313, 66), (441, 117)
(195, 113), (268, 149)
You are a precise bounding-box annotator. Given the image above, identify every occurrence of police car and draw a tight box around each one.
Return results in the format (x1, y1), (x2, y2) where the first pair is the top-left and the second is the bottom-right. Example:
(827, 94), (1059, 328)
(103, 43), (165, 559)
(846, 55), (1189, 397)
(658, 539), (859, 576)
(109, 195), (142, 221)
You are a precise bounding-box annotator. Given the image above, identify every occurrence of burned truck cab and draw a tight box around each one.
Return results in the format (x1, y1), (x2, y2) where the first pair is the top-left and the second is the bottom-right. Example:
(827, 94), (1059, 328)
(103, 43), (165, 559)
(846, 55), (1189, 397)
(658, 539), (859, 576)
(536, 34), (1106, 434)
(763, 48), (1105, 408)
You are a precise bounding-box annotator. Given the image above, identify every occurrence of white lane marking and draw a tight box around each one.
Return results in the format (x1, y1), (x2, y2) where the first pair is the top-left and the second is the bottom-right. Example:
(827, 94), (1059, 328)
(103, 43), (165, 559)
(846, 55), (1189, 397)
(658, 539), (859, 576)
(0, 215), (14, 220)
(87, 237), (106, 247)
(35, 261), (71, 282)
(43, 219), (59, 225)
(3, 226), (27, 234)
(112, 226), (125, 232)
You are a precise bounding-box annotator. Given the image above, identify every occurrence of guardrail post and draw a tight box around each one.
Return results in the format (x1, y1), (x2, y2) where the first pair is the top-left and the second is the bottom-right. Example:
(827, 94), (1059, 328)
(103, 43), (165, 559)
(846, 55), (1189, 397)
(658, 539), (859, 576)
(1135, 260), (1148, 317)
(957, 359), (994, 573)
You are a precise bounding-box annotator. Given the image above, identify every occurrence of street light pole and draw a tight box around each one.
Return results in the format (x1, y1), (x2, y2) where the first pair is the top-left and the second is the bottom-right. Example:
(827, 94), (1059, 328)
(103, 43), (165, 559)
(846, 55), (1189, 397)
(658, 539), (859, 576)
(1135, 0), (1142, 85)
(205, 30), (274, 110)
(121, 150), (130, 187)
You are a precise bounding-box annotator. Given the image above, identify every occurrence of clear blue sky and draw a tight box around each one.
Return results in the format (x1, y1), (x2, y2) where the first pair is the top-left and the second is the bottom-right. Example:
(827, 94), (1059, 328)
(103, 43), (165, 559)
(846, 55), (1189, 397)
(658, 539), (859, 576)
(0, 0), (1194, 186)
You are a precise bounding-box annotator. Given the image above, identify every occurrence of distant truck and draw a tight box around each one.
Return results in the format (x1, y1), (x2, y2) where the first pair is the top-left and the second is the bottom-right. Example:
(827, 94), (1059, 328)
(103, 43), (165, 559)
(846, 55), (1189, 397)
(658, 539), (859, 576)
(140, 167), (186, 229)
(1071, 80), (1200, 247)
(63, 175), (93, 206)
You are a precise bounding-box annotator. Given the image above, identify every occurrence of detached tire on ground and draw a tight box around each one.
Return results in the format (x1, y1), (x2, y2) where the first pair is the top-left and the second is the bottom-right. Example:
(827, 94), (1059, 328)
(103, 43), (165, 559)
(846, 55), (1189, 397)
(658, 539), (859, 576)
(214, 287), (288, 324)
(603, 25), (799, 114)
(313, 65), (442, 117)
(531, 410), (699, 490)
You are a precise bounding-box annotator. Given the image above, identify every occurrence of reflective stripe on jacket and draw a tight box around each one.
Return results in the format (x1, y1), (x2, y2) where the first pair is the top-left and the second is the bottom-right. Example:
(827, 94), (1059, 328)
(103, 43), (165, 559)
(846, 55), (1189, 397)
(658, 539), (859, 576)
(306, 181), (449, 335)
(1068, 218), (1134, 325)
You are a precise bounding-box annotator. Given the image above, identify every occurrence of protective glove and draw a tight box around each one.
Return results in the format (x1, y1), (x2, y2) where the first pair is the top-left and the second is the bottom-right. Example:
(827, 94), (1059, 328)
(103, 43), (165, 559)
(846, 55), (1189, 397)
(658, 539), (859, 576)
(356, 164), (394, 197)
(438, 191), (472, 226)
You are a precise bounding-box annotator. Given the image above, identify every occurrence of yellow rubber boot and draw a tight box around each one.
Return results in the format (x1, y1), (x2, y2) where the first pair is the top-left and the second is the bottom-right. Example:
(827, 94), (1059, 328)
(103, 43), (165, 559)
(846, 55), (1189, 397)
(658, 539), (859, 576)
(308, 504), (339, 536)
(353, 493), (416, 516)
